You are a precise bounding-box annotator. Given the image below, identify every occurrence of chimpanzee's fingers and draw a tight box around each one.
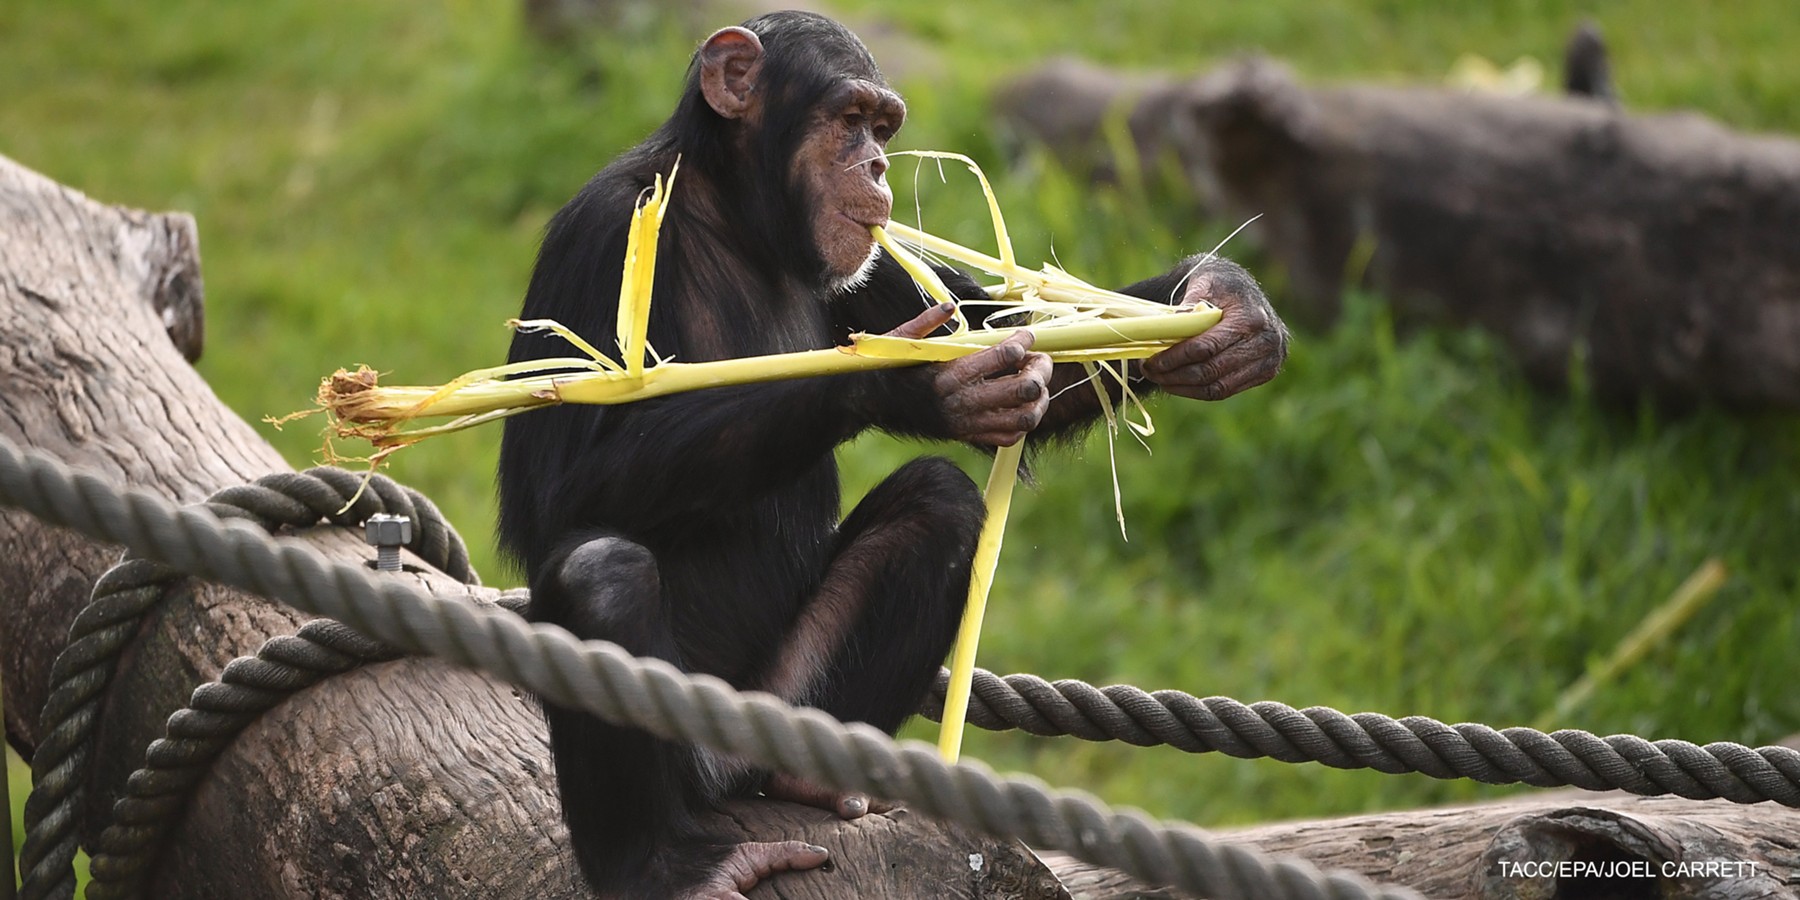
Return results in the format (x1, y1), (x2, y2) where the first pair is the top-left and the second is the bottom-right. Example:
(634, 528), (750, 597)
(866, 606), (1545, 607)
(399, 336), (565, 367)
(1178, 258), (1262, 311)
(933, 333), (1049, 443)
(941, 365), (1046, 414)
(1141, 323), (1246, 379)
(885, 301), (958, 339)
(1161, 357), (1283, 401)
(1152, 264), (1280, 377)
(943, 363), (1044, 406)
(1021, 348), (1054, 387)
(1145, 332), (1262, 387)
(1154, 337), (1285, 401)
(949, 387), (1049, 439)
(936, 331), (1036, 388)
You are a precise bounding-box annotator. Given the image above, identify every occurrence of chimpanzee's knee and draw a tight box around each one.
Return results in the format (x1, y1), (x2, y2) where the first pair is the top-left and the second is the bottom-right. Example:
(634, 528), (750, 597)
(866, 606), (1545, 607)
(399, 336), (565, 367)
(814, 457), (984, 732)
(531, 532), (668, 655)
(556, 534), (659, 596)
(855, 456), (985, 548)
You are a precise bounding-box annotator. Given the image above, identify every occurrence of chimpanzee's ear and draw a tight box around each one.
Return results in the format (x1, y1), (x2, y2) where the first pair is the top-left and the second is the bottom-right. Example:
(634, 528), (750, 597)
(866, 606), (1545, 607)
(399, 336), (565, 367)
(699, 27), (764, 120)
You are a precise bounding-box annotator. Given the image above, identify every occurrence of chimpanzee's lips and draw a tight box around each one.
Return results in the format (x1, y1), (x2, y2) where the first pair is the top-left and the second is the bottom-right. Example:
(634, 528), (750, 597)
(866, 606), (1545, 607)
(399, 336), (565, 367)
(841, 211), (888, 231)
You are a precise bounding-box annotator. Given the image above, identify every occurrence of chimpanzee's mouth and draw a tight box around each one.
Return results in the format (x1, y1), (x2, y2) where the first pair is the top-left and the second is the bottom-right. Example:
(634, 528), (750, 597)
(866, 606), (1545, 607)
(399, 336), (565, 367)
(840, 210), (888, 232)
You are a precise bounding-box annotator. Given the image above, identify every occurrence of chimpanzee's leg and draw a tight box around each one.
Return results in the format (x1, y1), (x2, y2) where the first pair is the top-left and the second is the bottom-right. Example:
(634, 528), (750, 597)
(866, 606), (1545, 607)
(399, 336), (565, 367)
(811, 457), (984, 728)
(752, 456), (984, 812)
(532, 532), (828, 899)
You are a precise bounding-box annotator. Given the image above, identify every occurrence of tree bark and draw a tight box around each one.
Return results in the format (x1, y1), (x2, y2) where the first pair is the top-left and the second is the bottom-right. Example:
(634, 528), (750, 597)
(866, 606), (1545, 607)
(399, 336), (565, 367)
(1047, 792), (1800, 899)
(995, 57), (1800, 410)
(0, 153), (1064, 898)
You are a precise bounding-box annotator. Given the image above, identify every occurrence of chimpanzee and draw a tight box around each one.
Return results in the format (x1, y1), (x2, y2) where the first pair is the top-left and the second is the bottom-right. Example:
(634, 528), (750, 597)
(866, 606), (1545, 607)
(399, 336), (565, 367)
(497, 11), (1289, 899)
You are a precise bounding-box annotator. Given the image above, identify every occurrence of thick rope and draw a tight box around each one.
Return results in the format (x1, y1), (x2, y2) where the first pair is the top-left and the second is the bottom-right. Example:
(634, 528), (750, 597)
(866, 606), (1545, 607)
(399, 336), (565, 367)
(921, 670), (1800, 805)
(82, 592), (531, 900)
(16, 437), (1800, 896)
(0, 438), (1421, 900)
(81, 619), (400, 898)
(19, 467), (475, 900)
(65, 644), (1800, 897)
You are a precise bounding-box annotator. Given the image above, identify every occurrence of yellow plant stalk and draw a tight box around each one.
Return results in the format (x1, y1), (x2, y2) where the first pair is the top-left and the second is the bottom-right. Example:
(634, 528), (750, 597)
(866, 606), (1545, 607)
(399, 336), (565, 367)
(616, 163), (678, 376)
(884, 220), (1169, 318)
(888, 151), (1017, 294)
(310, 153), (1226, 766)
(877, 151), (1201, 761)
(323, 311), (1218, 445)
(870, 224), (969, 334)
(935, 438), (1023, 763)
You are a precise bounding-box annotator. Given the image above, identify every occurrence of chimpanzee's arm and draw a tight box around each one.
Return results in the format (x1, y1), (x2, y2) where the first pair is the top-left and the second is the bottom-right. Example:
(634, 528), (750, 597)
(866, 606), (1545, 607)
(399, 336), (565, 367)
(837, 253), (1279, 448)
(556, 251), (1020, 524)
(829, 251), (1008, 439)
(1033, 255), (1285, 440)
(570, 372), (939, 517)
(1027, 260), (1196, 440)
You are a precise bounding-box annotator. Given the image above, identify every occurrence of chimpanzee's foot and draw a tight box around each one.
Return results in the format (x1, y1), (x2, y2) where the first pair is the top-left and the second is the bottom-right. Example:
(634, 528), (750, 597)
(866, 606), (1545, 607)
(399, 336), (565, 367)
(674, 841), (830, 900)
(763, 772), (893, 819)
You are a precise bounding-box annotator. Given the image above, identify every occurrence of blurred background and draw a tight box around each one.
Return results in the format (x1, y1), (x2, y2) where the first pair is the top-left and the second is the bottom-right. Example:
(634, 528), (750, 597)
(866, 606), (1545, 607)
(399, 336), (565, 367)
(5, 0), (1798, 870)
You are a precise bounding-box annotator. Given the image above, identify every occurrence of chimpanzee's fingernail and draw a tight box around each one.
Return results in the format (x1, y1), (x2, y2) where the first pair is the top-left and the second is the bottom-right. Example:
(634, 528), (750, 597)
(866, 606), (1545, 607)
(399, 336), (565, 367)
(808, 845), (829, 855)
(844, 797), (867, 815)
(938, 301), (956, 312)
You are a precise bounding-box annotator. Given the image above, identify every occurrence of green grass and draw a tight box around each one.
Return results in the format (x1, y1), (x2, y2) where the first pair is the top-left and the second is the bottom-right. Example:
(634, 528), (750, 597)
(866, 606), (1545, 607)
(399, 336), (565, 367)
(4, 0), (1799, 877)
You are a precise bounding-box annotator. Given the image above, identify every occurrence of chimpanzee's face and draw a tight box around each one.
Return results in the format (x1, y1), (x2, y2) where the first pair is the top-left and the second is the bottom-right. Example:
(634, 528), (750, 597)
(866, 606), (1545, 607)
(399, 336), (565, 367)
(791, 78), (905, 288)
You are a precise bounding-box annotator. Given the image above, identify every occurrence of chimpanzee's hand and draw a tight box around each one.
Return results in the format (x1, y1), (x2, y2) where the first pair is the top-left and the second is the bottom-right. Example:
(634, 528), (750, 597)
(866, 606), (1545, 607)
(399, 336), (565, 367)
(887, 302), (1053, 447)
(1141, 258), (1289, 401)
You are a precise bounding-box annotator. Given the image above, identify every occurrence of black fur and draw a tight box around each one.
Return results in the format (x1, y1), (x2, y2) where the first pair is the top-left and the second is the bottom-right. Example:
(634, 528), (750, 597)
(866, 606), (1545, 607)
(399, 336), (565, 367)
(497, 11), (1207, 897)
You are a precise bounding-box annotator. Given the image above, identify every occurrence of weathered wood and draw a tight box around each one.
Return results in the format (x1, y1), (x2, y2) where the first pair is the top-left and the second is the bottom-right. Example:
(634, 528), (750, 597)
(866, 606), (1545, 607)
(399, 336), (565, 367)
(0, 155), (281, 747)
(1047, 793), (1800, 899)
(996, 56), (1800, 409)
(0, 153), (1063, 898)
(1044, 851), (1182, 899)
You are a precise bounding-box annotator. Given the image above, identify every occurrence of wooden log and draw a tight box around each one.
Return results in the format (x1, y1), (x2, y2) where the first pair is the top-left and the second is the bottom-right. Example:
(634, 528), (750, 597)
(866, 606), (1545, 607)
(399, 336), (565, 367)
(1048, 792), (1800, 899)
(995, 55), (1800, 410)
(0, 153), (1064, 898)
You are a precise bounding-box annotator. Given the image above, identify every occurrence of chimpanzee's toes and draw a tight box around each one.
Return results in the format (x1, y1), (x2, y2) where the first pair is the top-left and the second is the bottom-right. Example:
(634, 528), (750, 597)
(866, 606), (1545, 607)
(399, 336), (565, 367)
(764, 771), (893, 818)
(676, 841), (830, 898)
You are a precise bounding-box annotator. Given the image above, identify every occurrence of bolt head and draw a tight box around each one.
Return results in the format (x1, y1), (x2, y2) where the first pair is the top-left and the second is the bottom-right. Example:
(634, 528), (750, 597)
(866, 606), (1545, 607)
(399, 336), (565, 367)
(364, 513), (413, 546)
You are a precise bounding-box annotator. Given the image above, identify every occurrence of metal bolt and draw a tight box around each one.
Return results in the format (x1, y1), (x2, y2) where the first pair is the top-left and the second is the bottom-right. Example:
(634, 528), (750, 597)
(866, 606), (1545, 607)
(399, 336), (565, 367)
(364, 513), (412, 573)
